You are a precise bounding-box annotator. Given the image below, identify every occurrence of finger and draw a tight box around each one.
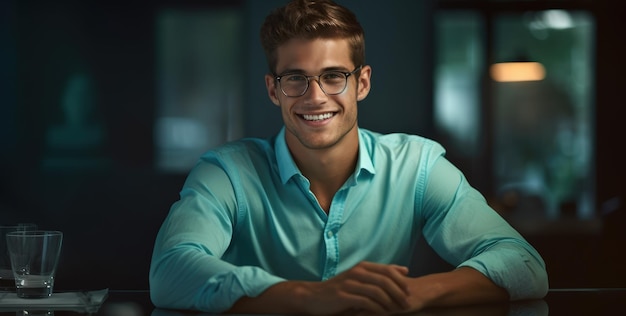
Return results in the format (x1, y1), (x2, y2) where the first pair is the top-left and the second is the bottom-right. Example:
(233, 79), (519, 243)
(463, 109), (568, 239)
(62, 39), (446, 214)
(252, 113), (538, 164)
(363, 272), (411, 311)
(342, 294), (392, 315)
(391, 264), (410, 276)
(337, 290), (389, 315)
(358, 262), (411, 295)
(342, 274), (409, 312)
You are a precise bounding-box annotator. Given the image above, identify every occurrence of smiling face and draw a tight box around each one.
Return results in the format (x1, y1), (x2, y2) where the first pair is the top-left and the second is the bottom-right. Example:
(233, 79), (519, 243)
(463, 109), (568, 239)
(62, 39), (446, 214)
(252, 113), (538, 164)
(265, 37), (371, 154)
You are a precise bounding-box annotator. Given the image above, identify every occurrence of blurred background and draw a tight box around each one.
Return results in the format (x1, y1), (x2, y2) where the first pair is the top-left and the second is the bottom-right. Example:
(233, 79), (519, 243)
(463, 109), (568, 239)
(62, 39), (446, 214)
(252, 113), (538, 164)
(0, 0), (624, 291)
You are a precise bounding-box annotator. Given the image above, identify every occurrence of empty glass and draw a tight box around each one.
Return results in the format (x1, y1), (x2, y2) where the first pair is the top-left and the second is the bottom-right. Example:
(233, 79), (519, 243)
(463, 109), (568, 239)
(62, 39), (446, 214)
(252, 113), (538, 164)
(0, 223), (37, 291)
(6, 230), (63, 298)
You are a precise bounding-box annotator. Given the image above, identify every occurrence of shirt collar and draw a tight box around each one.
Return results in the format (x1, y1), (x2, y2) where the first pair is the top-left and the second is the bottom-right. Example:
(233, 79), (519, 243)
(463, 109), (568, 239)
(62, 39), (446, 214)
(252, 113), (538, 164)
(356, 128), (376, 177)
(275, 127), (300, 184)
(274, 127), (376, 185)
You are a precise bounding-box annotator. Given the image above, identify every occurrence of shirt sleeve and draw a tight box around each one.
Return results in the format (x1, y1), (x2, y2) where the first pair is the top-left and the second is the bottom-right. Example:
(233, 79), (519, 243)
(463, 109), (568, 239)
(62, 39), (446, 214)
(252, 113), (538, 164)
(149, 159), (285, 313)
(420, 148), (549, 300)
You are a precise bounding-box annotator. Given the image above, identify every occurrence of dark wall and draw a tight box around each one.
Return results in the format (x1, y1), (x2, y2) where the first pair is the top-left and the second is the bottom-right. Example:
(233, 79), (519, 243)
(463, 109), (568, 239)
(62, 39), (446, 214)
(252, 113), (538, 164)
(581, 0), (626, 288)
(1, 0), (188, 290)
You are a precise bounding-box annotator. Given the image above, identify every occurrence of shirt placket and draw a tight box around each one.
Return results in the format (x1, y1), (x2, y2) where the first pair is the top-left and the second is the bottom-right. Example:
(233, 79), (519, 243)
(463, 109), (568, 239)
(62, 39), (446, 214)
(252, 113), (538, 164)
(321, 188), (347, 280)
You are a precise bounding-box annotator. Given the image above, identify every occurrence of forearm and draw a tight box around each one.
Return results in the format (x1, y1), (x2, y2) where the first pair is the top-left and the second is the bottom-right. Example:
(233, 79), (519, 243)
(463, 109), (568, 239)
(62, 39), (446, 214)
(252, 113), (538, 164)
(406, 267), (509, 311)
(227, 264), (508, 315)
(228, 262), (412, 315)
(227, 281), (308, 315)
(150, 248), (285, 313)
(228, 280), (384, 315)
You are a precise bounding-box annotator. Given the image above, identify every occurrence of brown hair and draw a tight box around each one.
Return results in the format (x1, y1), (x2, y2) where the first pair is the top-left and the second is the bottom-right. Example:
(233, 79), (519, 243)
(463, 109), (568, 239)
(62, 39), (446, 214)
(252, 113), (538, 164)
(260, 0), (365, 74)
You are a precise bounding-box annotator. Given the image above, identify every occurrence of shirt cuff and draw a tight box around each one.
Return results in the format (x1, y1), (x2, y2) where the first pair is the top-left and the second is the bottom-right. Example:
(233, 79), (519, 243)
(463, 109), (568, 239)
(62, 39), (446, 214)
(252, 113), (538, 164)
(457, 242), (548, 300)
(198, 266), (286, 312)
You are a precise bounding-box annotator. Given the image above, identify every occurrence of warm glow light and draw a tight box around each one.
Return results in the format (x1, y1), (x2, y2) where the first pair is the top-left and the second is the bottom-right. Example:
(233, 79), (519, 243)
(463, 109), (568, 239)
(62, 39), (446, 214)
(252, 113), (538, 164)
(490, 62), (546, 82)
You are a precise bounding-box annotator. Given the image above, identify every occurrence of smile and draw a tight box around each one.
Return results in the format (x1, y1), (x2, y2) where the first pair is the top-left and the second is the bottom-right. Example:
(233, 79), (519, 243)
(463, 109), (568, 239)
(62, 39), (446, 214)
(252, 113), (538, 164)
(301, 112), (335, 121)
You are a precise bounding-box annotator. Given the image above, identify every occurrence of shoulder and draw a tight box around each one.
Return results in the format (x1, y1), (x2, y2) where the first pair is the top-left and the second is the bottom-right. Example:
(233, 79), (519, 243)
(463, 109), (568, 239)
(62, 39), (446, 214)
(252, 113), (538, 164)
(185, 137), (276, 179)
(200, 137), (274, 164)
(181, 137), (277, 193)
(359, 128), (446, 161)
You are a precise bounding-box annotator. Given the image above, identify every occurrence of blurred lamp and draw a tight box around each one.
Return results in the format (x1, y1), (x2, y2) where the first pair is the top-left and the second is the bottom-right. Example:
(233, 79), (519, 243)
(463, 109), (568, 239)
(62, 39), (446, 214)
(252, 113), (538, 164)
(490, 61), (546, 82)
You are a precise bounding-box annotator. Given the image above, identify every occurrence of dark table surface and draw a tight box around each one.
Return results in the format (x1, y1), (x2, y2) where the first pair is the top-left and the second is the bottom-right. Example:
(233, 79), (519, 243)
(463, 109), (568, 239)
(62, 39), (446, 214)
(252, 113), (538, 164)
(1, 288), (625, 316)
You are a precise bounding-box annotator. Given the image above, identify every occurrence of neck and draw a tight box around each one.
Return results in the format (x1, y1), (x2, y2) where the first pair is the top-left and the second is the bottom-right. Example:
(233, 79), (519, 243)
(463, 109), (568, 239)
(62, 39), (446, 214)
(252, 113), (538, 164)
(302, 147), (357, 187)
(286, 128), (359, 211)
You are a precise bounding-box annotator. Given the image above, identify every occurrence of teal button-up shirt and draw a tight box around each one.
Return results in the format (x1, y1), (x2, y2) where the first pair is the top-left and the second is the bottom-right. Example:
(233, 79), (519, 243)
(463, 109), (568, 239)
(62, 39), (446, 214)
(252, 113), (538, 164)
(149, 127), (548, 312)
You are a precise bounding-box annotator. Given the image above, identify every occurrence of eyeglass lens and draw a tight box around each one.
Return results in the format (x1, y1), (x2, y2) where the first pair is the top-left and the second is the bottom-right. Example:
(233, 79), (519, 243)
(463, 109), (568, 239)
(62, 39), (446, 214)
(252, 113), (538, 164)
(281, 72), (348, 97)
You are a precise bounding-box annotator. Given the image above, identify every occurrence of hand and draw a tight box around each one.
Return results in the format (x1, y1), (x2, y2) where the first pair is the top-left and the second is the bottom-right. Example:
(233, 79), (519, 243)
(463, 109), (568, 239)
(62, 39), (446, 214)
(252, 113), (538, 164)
(299, 261), (411, 315)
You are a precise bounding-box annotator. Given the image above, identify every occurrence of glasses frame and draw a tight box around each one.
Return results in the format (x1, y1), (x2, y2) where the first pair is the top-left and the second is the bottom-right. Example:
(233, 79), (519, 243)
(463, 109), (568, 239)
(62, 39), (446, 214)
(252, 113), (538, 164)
(274, 65), (363, 97)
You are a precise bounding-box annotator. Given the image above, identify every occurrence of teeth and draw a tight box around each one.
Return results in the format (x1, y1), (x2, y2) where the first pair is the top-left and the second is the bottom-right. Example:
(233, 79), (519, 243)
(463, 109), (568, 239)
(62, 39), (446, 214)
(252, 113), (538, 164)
(302, 113), (334, 121)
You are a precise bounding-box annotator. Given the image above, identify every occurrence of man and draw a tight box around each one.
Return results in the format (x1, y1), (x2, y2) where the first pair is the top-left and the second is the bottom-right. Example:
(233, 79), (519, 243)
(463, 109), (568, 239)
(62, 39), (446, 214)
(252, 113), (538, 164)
(149, 0), (549, 314)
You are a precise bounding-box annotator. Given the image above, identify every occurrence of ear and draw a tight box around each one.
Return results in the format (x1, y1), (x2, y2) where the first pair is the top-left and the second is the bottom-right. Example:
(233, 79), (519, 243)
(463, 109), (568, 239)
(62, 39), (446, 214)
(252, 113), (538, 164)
(356, 65), (371, 102)
(265, 74), (281, 106)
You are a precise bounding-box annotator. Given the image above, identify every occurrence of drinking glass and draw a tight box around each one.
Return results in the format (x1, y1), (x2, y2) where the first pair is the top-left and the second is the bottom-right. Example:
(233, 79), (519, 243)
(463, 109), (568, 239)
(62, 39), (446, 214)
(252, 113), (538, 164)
(6, 230), (63, 298)
(0, 223), (37, 291)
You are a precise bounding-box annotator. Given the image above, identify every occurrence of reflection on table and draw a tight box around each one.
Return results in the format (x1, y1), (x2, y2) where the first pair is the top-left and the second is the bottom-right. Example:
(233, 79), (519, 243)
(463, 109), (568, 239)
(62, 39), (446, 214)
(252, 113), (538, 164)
(151, 299), (547, 316)
(1, 288), (625, 316)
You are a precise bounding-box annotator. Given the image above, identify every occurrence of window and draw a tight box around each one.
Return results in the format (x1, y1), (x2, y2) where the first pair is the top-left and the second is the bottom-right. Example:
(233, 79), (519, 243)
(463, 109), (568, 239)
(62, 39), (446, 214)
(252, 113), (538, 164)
(154, 9), (244, 173)
(434, 6), (596, 231)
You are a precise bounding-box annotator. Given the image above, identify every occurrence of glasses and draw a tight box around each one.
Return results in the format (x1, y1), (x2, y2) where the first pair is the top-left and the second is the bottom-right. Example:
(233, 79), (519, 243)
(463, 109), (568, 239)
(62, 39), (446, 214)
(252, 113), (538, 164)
(275, 66), (362, 97)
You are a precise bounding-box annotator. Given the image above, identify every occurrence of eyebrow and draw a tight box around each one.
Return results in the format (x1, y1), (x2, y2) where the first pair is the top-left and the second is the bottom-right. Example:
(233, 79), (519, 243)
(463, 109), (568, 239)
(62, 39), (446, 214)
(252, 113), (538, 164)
(277, 66), (351, 76)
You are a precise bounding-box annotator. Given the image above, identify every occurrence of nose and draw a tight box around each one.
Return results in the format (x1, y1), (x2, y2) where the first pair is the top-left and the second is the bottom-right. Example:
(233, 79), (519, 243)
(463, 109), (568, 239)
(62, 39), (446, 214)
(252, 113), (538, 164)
(305, 76), (327, 100)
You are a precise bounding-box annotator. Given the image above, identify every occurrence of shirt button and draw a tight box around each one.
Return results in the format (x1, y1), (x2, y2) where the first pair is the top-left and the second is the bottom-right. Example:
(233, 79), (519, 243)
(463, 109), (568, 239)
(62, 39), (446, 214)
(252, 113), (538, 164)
(327, 231), (334, 238)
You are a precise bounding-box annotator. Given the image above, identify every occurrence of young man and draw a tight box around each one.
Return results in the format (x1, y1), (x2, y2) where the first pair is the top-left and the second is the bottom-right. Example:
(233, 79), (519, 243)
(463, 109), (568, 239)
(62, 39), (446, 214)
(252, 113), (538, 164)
(149, 0), (548, 314)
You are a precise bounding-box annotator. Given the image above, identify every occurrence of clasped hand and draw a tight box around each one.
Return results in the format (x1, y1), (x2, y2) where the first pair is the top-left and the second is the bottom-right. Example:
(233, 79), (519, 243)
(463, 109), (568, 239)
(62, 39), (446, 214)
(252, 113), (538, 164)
(300, 261), (416, 315)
